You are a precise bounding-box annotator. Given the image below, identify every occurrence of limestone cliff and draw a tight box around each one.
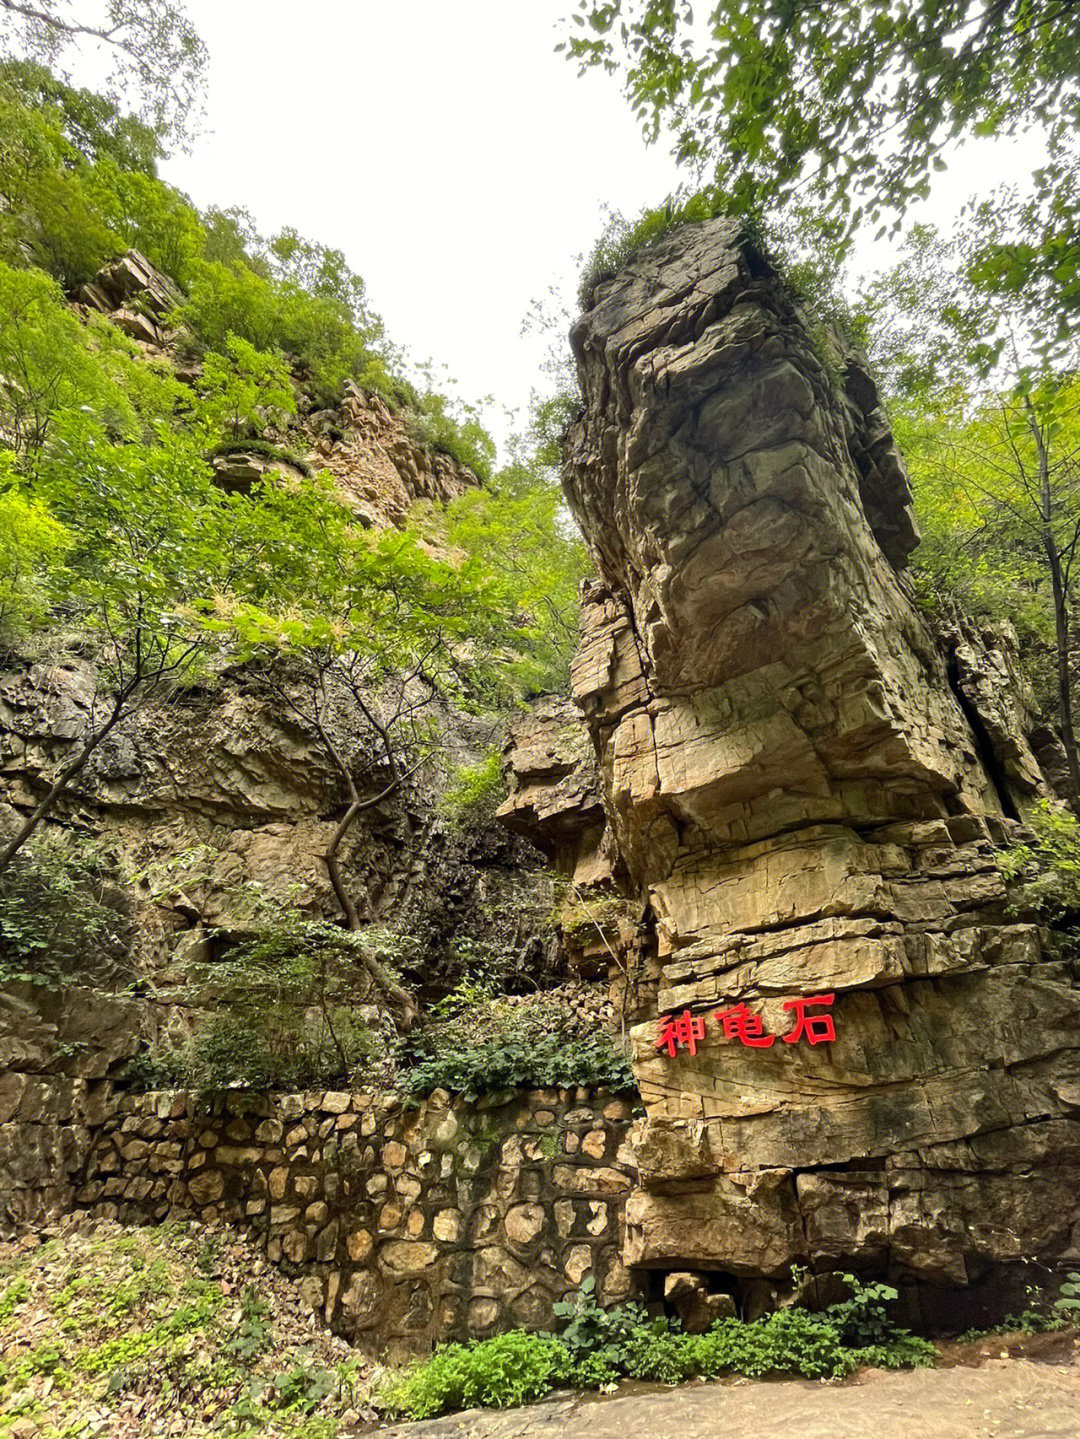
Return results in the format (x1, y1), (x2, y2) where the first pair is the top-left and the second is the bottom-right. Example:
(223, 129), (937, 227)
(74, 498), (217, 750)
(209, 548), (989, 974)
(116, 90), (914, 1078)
(524, 214), (1080, 1319)
(0, 251), (555, 1228)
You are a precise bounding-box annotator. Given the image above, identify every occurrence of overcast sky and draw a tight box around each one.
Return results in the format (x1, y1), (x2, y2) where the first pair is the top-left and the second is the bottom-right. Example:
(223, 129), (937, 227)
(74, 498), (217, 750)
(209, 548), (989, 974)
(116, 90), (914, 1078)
(154, 0), (1046, 456)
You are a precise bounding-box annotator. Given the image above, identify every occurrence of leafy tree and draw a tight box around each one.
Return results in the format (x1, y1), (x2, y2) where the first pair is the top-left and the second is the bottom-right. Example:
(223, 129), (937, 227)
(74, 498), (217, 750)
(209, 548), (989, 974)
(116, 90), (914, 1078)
(999, 797), (1080, 918)
(441, 458), (588, 692)
(0, 450), (68, 640)
(0, 829), (132, 986)
(83, 156), (204, 282)
(561, 0), (1077, 233)
(0, 0), (207, 141)
(0, 411), (332, 875)
(197, 334), (296, 445)
(0, 56), (163, 171)
(861, 221), (1080, 802)
(140, 895), (400, 1091)
(561, 0), (1080, 346)
(0, 262), (137, 458)
(200, 205), (269, 274)
(405, 385), (496, 482)
(223, 521), (518, 1025)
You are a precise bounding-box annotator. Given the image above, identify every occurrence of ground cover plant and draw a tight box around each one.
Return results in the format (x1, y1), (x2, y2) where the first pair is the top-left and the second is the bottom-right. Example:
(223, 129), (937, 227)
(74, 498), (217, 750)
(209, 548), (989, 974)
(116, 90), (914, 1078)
(394, 987), (636, 1100)
(376, 1275), (937, 1420)
(0, 1219), (371, 1436)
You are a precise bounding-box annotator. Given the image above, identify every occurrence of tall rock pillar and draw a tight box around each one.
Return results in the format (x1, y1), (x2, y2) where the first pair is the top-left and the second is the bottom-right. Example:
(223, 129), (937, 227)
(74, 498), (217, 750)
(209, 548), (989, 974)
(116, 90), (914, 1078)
(562, 215), (1080, 1316)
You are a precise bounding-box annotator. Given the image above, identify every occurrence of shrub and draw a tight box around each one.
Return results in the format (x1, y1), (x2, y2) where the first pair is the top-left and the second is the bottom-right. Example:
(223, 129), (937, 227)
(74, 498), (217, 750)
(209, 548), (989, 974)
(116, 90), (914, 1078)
(0, 832), (132, 988)
(376, 1291), (937, 1421)
(438, 751), (505, 833)
(1055, 1272), (1080, 1321)
(128, 900), (396, 1093)
(578, 189), (731, 307)
(403, 389), (495, 483)
(396, 1001), (635, 1100)
(379, 1331), (565, 1420)
(997, 799), (1080, 919)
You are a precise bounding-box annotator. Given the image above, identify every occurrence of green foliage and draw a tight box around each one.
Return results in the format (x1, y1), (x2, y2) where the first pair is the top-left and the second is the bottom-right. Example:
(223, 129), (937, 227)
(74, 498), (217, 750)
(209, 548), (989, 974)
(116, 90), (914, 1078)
(825, 1274), (910, 1348)
(198, 333), (296, 443)
(0, 0), (207, 143)
(396, 998), (636, 1100)
(378, 1331), (566, 1420)
(0, 262), (141, 458)
(998, 800), (1080, 919)
(378, 1290), (936, 1420)
(225, 1285), (273, 1365)
(440, 459), (589, 693)
(551, 1277), (652, 1384)
(404, 387), (495, 482)
(131, 898), (391, 1093)
(438, 751), (505, 833)
(0, 1219), (364, 1433)
(206, 436), (313, 475)
(84, 157), (206, 283)
(0, 831), (132, 988)
(0, 456), (69, 640)
(0, 1276), (29, 1324)
(860, 221), (1080, 771)
(0, 61), (576, 900)
(560, 0), (1080, 339)
(0, 59), (163, 173)
(1054, 1272), (1080, 1321)
(578, 189), (731, 306)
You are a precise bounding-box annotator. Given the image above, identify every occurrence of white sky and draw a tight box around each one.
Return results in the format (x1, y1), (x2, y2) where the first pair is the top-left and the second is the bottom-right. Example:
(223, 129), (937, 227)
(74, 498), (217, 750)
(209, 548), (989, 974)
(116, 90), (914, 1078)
(150, 0), (1047, 457)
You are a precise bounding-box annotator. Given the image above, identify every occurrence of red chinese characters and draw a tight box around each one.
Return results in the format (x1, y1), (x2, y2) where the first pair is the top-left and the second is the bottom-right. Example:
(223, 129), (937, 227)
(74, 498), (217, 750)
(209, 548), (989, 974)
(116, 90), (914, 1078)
(654, 1010), (707, 1057)
(713, 1002), (775, 1048)
(655, 993), (836, 1055)
(780, 993), (836, 1045)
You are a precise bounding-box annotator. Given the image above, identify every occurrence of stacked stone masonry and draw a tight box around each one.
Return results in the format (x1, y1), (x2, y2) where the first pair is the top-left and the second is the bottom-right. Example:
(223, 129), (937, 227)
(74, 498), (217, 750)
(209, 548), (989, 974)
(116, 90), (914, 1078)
(66, 1086), (636, 1359)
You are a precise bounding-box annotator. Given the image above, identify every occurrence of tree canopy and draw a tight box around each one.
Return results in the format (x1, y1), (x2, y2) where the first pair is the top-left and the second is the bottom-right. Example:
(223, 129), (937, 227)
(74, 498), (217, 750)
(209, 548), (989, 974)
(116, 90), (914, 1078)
(561, 0), (1080, 345)
(0, 0), (206, 141)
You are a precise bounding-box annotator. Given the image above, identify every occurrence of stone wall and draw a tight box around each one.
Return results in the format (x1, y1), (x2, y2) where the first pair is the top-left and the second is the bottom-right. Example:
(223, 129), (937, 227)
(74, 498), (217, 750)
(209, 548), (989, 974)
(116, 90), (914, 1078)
(69, 1085), (637, 1360)
(0, 984), (147, 1229)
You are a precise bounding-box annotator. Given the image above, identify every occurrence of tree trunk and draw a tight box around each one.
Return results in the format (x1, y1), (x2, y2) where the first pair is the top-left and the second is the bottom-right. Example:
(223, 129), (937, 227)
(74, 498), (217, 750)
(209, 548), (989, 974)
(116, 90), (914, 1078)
(1027, 398), (1080, 809)
(311, 704), (419, 1028)
(0, 690), (129, 876)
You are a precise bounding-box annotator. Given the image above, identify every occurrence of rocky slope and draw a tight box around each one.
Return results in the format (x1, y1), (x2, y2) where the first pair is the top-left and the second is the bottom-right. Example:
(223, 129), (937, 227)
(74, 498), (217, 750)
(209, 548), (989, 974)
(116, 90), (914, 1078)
(507, 214), (1080, 1321)
(0, 252), (562, 1229)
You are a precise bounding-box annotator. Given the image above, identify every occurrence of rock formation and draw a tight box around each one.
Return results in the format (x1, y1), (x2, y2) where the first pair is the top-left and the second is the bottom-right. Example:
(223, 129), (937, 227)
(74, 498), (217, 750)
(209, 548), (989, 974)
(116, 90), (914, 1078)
(550, 214), (1080, 1319)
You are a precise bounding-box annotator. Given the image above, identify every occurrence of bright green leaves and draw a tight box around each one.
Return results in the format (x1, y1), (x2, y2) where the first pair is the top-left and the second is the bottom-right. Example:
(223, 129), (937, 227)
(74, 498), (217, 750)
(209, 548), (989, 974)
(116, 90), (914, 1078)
(440, 461), (589, 695)
(561, 0), (1080, 338)
(197, 335), (296, 446)
(0, 262), (143, 459)
(0, 453), (69, 642)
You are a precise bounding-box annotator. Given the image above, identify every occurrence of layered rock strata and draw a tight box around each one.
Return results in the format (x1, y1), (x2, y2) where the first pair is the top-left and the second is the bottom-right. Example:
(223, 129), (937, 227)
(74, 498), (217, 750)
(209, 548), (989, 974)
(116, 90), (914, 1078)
(559, 215), (1080, 1314)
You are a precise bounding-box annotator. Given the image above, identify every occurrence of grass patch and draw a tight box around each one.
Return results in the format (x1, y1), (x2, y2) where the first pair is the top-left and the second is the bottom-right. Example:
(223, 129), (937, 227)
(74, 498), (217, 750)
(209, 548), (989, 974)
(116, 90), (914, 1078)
(207, 437), (314, 476)
(578, 189), (734, 307)
(0, 1220), (368, 1436)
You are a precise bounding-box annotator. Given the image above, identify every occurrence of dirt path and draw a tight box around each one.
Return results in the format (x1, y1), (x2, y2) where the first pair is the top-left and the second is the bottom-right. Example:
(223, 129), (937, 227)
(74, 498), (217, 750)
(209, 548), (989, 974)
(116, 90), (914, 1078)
(377, 1353), (1080, 1439)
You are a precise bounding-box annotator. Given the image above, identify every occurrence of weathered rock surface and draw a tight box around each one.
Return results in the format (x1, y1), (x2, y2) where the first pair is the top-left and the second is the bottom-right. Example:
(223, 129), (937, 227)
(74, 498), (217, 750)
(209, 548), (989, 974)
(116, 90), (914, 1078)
(557, 214), (1080, 1308)
(307, 381), (479, 528)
